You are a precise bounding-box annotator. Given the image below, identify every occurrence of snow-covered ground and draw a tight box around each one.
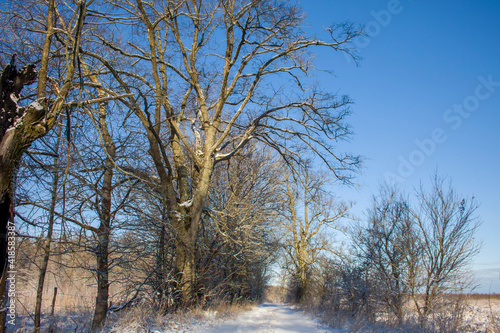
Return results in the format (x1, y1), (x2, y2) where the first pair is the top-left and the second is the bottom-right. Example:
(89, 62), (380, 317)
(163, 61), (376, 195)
(183, 300), (500, 333)
(202, 303), (335, 333)
(460, 298), (500, 332)
(12, 299), (499, 332)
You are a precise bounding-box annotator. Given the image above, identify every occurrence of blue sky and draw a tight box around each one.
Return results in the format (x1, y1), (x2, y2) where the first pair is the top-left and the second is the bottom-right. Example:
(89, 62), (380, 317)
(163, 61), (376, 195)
(300, 0), (500, 293)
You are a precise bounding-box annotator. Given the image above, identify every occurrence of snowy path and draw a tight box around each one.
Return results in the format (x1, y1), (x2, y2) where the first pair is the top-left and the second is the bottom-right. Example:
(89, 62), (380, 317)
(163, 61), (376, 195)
(203, 303), (336, 333)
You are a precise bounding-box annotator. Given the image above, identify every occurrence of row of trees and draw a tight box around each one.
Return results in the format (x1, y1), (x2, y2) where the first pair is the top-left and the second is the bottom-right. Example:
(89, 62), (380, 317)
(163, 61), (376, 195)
(16, 128), (284, 326)
(285, 176), (480, 328)
(279, 167), (351, 303)
(0, 0), (481, 331)
(356, 178), (480, 323)
(0, 0), (362, 331)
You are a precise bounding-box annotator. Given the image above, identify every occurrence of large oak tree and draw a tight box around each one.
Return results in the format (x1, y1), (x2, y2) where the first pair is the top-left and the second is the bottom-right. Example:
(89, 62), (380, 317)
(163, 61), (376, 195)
(84, 0), (362, 305)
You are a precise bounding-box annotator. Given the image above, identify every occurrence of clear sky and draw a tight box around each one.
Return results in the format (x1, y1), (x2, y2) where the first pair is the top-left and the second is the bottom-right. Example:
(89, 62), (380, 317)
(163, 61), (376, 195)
(300, 0), (500, 293)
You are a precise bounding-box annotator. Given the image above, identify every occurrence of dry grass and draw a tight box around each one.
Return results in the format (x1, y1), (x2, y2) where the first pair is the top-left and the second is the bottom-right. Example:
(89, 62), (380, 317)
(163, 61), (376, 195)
(469, 293), (500, 301)
(14, 238), (259, 332)
(467, 295), (500, 333)
(100, 300), (257, 333)
(14, 239), (142, 332)
(300, 293), (500, 333)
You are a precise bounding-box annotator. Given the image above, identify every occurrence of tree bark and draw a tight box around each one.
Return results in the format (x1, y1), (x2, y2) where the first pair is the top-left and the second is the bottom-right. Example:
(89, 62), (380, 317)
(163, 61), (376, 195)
(91, 228), (110, 331)
(174, 160), (214, 306)
(0, 0), (87, 325)
(156, 223), (166, 308)
(90, 93), (116, 331)
(156, 207), (172, 311)
(0, 58), (38, 332)
(89, 159), (112, 330)
(298, 258), (308, 302)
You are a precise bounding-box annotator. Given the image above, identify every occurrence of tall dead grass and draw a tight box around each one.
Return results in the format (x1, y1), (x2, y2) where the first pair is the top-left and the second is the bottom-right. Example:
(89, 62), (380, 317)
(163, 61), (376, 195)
(15, 238), (258, 332)
(14, 239), (135, 332)
(100, 300), (256, 332)
(301, 293), (500, 333)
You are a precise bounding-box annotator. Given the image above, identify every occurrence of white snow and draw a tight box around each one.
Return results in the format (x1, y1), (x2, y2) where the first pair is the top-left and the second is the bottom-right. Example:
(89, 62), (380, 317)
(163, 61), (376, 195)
(215, 152), (231, 160)
(11, 115), (24, 129)
(179, 199), (193, 208)
(30, 100), (44, 111)
(202, 303), (337, 333)
(10, 93), (19, 104)
(2, 99), (45, 133)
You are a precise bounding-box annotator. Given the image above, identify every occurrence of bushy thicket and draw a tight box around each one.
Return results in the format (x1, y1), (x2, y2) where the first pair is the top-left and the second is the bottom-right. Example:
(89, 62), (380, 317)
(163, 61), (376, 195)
(285, 178), (481, 332)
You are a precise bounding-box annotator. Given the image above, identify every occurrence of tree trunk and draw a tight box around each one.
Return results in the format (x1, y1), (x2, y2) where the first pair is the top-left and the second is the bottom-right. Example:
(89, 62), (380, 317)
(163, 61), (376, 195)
(174, 161), (214, 306)
(156, 221), (167, 310)
(90, 165), (112, 330)
(91, 230), (110, 331)
(33, 180), (58, 331)
(298, 264), (307, 302)
(90, 97), (115, 330)
(0, 1), (86, 329)
(175, 236), (196, 306)
(297, 242), (308, 303)
(0, 58), (38, 333)
(34, 127), (62, 333)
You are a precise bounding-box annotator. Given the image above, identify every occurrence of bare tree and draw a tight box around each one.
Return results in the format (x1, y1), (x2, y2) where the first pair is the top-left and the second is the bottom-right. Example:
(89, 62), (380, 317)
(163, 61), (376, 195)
(354, 184), (419, 323)
(200, 144), (282, 304)
(0, 0), (91, 328)
(80, 62), (121, 330)
(7, 115), (70, 333)
(81, 0), (362, 304)
(280, 166), (351, 302)
(62, 98), (138, 329)
(31, 123), (66, 333)
(414, 175), (481, 319)
(352, 176), (481, 325)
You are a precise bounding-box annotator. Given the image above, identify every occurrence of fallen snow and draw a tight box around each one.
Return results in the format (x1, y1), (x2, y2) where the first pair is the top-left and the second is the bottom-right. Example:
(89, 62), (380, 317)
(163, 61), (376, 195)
(202, 303), (337, 333)
(171, 211), (183, 220)
(30, 100), (44, 111)
(10, 93), (19, 104)
(179, 199), (193, 208)
(215, 152), (231, 160)
(459, 299), (500, 332)
(13, 299), (499, 332)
